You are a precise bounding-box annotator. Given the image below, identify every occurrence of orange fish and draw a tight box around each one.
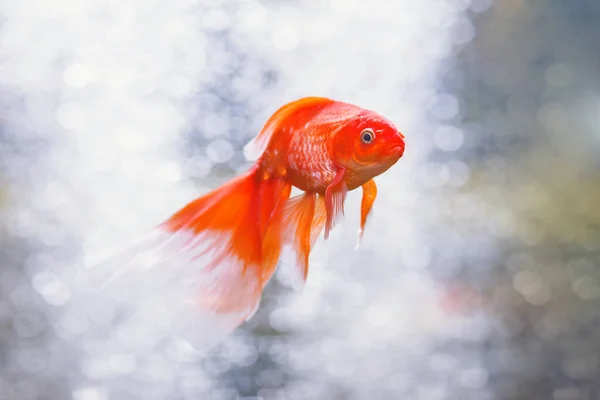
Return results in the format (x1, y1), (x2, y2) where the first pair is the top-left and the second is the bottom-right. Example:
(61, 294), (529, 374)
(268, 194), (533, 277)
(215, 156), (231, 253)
(97, 96), (405, 353)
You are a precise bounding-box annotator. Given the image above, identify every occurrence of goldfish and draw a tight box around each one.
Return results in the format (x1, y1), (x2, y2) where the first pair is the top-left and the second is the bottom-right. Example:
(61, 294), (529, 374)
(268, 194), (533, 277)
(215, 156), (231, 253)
(95, 96), (405, 354)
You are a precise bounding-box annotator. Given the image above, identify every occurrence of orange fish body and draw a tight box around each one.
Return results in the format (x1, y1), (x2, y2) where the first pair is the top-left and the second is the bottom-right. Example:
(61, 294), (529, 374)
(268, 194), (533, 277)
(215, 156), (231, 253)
(103, 97), (405, 354)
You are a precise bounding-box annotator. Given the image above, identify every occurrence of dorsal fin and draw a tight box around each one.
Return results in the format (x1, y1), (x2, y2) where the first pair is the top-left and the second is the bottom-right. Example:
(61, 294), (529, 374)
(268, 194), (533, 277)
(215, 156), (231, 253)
(243, 96), (335, 161)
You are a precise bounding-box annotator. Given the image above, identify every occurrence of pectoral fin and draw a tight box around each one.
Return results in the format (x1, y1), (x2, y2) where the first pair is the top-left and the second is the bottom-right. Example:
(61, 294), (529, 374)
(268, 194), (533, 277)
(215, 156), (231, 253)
(356, 179), (377, 249)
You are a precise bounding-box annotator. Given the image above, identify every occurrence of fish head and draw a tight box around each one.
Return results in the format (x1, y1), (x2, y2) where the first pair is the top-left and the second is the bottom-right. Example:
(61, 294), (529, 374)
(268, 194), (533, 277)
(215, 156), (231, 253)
(330, 110), (405, 179)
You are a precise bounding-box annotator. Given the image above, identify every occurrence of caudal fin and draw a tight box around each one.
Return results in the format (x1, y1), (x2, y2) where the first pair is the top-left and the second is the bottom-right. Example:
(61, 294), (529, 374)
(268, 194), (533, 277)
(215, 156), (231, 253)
(88, 168), (291, 355)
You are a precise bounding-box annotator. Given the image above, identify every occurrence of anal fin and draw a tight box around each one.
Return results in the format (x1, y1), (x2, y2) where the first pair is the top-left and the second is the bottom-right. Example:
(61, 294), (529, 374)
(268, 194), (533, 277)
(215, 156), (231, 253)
(324, 168), (347, 240)
(280, 193), (326, 291)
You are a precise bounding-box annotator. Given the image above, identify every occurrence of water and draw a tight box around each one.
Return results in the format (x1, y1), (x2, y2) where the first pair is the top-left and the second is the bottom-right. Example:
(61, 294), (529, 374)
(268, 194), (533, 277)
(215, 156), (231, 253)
(1, 0), (599, 399)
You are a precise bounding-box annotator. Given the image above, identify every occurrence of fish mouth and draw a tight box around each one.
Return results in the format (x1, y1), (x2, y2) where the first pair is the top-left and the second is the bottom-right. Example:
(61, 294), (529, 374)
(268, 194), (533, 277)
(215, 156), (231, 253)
(386, 144), (405, 157)
(386, 131), (405, 157)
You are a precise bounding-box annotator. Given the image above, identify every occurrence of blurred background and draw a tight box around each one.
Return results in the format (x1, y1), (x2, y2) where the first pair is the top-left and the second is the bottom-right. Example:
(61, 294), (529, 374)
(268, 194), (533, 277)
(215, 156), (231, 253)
(0, 0), (598, 399)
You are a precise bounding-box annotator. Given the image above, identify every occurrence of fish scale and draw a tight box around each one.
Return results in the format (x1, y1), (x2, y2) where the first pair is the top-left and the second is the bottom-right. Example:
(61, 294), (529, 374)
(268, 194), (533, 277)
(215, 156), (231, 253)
(287, 129), (337, 190)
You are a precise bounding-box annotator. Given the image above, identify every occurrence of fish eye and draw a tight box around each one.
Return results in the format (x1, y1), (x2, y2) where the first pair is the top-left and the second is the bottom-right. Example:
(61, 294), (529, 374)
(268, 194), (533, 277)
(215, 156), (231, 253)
(361, 128), (375, 144)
